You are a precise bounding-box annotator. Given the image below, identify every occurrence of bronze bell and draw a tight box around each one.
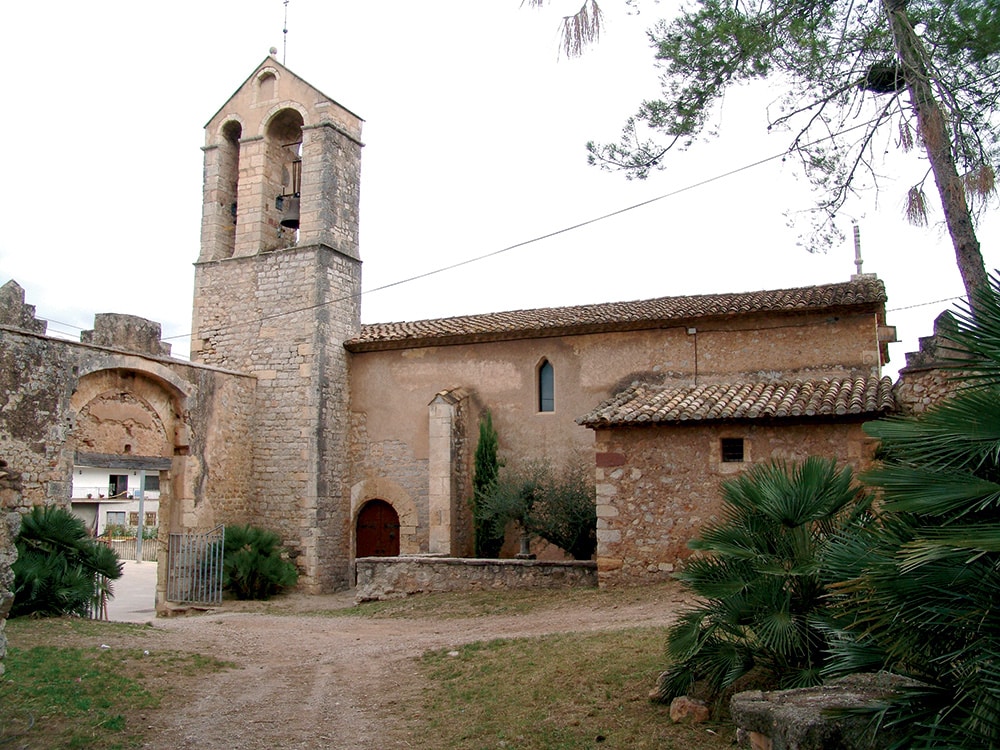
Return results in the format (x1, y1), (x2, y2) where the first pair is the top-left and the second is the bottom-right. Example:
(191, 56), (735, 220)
(279, 195), (300, 230)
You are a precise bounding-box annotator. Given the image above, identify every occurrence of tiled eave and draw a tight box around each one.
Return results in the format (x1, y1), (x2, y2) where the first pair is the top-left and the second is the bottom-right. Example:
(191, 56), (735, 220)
(346, 278), (887, 352)
(577, 375), (896, 428)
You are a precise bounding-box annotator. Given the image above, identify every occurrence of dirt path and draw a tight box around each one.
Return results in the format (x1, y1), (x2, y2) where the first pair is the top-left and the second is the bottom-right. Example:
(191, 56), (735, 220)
(126, 586), (691, 750)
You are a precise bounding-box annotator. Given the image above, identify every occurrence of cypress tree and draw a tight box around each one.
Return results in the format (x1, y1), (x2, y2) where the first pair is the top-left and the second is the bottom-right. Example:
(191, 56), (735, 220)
(472, 410), (503, 557)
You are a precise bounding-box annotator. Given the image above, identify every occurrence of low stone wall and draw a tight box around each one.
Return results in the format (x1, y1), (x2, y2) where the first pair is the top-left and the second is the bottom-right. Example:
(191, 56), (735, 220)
(0, 462), (22, 678)
(355, 556), (597, 601)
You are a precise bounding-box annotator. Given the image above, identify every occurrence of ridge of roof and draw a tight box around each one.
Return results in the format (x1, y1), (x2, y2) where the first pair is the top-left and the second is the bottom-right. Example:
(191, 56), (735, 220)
(577, 374), (896, 427)
(204, 56), (364, 129)
(348, 277), (887, 351)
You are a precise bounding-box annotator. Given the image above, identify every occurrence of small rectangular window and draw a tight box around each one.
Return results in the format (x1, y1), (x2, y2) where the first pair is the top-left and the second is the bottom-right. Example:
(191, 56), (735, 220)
(144, 474), (160, 491)
(145, 512), (157, 527)
(106, 511), (126, 526)
(721, 438), (745, 463)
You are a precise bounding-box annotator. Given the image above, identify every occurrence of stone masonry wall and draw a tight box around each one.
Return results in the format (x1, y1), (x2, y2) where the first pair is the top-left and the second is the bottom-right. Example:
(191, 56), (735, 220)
(0, 462), (21, 678)
(0, 281), (256, 558)
(894, 310), (966, 416)
(355, 556), (597, 601)
(191, 245), (361, 591)
(593, 420), (878, 586)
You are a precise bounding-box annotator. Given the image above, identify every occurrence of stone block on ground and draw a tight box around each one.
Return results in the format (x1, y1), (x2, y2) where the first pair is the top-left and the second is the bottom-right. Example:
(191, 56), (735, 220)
(730, 673), (921, 750)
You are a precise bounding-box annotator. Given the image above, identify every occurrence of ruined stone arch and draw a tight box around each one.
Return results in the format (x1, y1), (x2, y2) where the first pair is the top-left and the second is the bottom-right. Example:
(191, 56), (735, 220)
(350, 477), (418, 558)
(70, 362), (189, 458)
(69, 360), (194, 544)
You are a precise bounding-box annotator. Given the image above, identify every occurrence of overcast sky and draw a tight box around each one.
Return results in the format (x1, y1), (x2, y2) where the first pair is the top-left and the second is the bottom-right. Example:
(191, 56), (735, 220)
(2, 1), (996, 379)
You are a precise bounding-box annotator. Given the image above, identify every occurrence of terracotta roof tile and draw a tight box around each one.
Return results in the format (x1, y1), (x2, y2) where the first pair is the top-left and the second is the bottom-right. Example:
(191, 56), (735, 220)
(347, 277), (886, 351)
(577, 375), (896, 427)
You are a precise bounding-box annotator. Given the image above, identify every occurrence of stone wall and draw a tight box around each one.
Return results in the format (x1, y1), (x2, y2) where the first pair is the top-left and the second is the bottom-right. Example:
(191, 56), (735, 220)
(355, 556), (597, 601)
(191, 244), (361, 591)
(348, 308), (884, 564)
(0, 284), (257, 605)
(0, 462), (21, 678)
(592, 420), (878, 586)
(894, 311), (965, 415)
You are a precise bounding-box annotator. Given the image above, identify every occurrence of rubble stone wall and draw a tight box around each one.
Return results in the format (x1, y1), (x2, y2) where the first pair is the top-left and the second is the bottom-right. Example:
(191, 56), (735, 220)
(355, 556), (597, 601)
(0, 462), (21, 678)
(592, 420), (878, 586)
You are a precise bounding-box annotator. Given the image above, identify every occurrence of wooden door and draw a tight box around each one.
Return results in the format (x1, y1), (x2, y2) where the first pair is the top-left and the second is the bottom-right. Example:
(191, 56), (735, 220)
(356, 500), (400, 557)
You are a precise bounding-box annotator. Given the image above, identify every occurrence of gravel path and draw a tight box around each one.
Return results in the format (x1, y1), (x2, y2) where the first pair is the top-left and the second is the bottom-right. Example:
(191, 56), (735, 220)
(127, 587), (690, 750)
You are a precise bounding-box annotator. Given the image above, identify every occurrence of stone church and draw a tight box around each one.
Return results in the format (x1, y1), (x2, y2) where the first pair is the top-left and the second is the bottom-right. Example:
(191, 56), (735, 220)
(0, 58), (904, 598)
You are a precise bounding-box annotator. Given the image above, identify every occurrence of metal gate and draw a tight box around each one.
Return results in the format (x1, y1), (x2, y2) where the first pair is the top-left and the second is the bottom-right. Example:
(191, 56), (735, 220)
(167, 526), (225, 605)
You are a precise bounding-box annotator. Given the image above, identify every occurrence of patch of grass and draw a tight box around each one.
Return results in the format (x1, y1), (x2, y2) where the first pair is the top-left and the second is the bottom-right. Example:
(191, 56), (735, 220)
(411, 627), (732, 750)
(1, 618), (232, 749)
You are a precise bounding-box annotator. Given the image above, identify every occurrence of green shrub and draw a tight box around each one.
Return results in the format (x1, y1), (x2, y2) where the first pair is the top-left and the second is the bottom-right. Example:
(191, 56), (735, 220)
(472, 410), (505, 557)
(480, 460), (596, 560)
(652, 457), (869, 706)
(222, 525), (298, 600)
(12, 505), (123, 617)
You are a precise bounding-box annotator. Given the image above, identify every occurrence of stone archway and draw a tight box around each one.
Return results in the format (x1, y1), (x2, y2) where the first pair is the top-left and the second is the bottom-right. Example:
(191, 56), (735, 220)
(69, 366), (188, 545)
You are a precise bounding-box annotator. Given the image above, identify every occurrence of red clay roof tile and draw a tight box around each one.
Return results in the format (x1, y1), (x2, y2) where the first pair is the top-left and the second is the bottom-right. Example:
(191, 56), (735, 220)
(347, 277), (886, 351)
(577, 375), (895, 427)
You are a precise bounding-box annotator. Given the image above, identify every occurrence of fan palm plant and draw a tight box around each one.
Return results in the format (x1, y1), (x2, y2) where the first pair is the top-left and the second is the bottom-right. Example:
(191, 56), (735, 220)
(222, 525), (298, 600)
(822, 274), (1000, 748)
(653, 457), (870, 705)
(12, 505), (123, 617)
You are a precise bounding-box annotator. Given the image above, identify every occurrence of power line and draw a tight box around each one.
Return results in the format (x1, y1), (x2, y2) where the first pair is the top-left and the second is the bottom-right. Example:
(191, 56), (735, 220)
(887, 295), (964, 313)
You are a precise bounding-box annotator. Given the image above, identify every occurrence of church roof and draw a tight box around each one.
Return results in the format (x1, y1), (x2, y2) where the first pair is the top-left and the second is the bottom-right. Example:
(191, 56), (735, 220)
(577, 375), (895, 427)
(347, 276), (887, 351)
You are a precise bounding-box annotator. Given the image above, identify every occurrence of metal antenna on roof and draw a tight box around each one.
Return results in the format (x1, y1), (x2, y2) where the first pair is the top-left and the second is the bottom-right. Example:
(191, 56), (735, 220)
(853, 222), (863, 277)
(282, 0), (290, 65)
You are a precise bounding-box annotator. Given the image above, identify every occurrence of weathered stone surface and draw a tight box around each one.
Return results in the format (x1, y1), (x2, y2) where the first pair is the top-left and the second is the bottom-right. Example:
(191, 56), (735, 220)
(355, 556), (597, 602)
(0, 463), (23, 677)
(730, 673), (920, 750)
(591, 419), (880, 586)
(894, 311), (970, 416)
(670, 695), (710, 724)
(0, 280), (46, 334)
(81, 313), (171, 357)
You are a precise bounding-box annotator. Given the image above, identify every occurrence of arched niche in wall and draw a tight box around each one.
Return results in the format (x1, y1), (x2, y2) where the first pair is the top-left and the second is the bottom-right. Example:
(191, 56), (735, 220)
(256, 70), (278, 102)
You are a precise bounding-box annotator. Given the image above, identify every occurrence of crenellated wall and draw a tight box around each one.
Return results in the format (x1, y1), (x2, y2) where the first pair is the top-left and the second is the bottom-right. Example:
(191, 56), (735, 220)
(0, 281), (256, 605)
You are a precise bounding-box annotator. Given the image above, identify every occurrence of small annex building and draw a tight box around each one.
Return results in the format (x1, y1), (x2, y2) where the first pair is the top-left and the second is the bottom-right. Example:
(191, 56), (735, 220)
(0, 58), (901, 600)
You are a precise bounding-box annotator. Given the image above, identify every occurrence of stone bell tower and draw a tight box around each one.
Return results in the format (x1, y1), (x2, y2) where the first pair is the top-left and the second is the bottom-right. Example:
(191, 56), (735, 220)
(190, 57), (363, 591)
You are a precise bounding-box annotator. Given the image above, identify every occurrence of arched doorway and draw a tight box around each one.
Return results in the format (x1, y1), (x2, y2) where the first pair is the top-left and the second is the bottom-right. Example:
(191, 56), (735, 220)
(356, 500), (400, 557)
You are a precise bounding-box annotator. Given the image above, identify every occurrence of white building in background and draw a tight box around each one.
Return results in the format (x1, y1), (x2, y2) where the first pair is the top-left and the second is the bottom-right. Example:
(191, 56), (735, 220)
(70, 453), (166, 536)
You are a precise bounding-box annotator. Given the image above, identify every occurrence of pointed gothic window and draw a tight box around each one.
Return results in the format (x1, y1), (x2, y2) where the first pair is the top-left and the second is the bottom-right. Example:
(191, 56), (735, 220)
(538, 359), (554, 412)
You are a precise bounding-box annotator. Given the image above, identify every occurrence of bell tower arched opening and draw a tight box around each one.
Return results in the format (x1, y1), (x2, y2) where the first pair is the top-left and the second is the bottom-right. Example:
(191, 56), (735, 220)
(263, 108), (304, 252)
(217, 120), (242, 260)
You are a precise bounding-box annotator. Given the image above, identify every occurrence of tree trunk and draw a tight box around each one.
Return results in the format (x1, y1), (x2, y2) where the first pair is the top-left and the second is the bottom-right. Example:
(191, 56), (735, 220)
(882, 0), (989, 304)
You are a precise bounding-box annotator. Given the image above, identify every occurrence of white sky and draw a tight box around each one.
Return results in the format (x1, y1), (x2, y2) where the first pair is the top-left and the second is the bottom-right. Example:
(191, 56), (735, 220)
(2, 1), (996, 380)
